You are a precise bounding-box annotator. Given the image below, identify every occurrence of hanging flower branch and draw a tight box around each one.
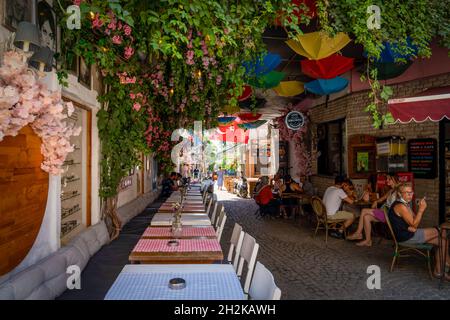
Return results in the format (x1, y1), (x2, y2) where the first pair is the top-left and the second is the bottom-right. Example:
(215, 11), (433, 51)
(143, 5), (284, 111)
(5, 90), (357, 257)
(0, 50), (81, 175)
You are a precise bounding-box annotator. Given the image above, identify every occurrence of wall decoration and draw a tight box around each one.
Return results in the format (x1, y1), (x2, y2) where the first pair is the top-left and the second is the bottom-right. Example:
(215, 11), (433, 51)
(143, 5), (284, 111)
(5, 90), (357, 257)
(36, 0), (57, 54)
(285, 111), (305, 131)
(3, 0), (34, 31)
(78, 57), (91, 89)
(408, 138), (437, 179)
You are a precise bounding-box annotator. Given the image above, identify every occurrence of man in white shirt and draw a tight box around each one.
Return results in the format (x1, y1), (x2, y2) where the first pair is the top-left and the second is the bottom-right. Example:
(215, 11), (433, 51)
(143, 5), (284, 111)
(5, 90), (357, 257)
(322, 176), (356, 239)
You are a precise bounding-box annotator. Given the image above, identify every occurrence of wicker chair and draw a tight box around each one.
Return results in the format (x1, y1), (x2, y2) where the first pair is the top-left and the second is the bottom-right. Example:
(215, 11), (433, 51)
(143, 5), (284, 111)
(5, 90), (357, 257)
(311, 196), (347, 244)
(383, 209), (433, 279)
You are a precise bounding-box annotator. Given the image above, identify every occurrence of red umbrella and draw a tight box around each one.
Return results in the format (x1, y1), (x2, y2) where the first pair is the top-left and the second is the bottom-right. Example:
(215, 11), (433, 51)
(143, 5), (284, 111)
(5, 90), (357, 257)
(209, 123), (249, 144)
(237, 112), (262, 123)
(238, 85), (253, 102)
(275, 0), (316, 26)
(301, 54), (354, 79)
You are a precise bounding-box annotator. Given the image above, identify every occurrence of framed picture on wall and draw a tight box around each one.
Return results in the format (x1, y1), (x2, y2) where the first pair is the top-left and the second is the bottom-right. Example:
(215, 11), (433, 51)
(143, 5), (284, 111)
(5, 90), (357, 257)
(78, 57), (91, 89)
(2, 0), (35, 31)
(36, 0), (57, 52)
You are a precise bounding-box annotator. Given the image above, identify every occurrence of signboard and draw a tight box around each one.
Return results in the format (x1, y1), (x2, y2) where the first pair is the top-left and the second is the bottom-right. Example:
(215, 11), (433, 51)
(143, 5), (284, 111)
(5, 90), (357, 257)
(407, 138), (437, 179)
(285, 111), (305, 130)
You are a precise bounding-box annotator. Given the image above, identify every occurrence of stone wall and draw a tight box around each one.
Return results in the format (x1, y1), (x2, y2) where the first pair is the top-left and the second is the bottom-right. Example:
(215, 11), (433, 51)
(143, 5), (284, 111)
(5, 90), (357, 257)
(309, 72), (450, 227)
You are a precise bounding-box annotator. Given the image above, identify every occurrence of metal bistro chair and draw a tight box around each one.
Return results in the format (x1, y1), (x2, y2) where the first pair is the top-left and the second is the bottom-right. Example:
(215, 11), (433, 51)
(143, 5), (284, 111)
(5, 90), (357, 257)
(383, 209), (433, 279)
(311, 196), (347, 244)
(248, 262), (281, 300)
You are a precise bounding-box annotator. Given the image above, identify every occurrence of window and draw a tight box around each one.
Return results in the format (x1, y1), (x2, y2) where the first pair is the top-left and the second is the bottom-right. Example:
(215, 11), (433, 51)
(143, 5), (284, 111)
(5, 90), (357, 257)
(317, 119), (346, 176)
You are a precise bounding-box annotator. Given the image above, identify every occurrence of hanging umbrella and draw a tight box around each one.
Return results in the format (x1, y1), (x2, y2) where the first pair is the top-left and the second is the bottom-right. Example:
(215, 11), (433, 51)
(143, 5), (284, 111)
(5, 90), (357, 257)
(364, 38), (419, 63)
(237, 112), (262, 123)
(374, 61), (413, 80)
(238, 120), (267, 130)
(273, 81), (305, 97)
(304, 77), (349, 95)
(238, 85), (253, 101)
(274, 0), (316, 26)
(217, 116), (236, 126)
(286, 31), (351, 60)
(239, 97), (266, 110)
(247, 71), (286, 89)
(301, 54), (354, 79)
(243, 53), (282, 77)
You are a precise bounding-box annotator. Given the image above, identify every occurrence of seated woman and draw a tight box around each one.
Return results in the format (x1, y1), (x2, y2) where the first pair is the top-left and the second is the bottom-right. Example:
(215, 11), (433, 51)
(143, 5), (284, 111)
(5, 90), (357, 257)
(347, 174), (399, 246)
(388, 182), (450, 279)
(253, 176), (280, 217)
(280, 175), (303, 218)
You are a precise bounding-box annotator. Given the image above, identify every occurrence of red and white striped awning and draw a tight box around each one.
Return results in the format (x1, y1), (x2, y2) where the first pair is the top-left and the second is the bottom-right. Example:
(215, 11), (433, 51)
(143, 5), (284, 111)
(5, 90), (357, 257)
(388, 86), (450, 123)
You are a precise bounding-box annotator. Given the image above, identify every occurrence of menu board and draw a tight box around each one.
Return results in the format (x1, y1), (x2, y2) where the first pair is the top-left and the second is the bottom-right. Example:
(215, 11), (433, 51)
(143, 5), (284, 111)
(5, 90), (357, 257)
(407, 138), (437, 179)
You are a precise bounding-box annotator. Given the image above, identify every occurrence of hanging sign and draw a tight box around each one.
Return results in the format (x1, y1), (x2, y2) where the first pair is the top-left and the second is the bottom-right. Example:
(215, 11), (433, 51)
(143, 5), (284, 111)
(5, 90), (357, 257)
(407, 138), (437, 179)
(285, 111), (305, 130)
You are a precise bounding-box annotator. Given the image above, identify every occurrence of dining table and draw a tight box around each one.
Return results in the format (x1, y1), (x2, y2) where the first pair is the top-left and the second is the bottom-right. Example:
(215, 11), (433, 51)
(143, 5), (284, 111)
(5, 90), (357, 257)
(141, 226), (217, 239)
(104, 264), (245, 300)
(150, 213), (211, 226)
(129, 238), (223, 264)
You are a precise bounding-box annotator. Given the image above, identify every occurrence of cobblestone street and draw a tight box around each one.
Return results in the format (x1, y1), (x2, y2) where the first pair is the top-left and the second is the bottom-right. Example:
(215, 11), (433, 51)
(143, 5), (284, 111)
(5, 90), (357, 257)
(216, 189), (450, 300)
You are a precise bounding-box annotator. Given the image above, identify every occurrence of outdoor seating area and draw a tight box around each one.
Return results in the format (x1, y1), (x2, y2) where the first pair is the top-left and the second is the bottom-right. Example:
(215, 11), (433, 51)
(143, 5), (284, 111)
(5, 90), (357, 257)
(1, 0), (450, 305)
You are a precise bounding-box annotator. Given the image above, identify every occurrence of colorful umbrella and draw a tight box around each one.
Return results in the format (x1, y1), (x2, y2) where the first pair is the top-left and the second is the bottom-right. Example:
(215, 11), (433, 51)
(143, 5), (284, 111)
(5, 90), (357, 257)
(364, 39), (418, 63)
(243, 53), (282, 77)
(238, 120), (267, 130)
(374, 61), (413, 80)
(273, 81), (305, 97)
(239, 97), (266, 110)
(238, 85), (253, 101)
(217, 116), (236, 126)
(237, 112), (262, 123)
(301, 54), (354, 79)
(286, 31), (351, 60)
(304, 77), (349, 95)
(247, 71), (286, 89)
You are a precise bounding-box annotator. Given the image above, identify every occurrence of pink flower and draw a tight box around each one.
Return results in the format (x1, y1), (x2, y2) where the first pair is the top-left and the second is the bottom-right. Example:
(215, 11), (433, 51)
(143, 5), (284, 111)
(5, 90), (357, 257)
(92, 14), (104, 28)
(112, 35), (122, 45)
(73, 0), (82, 6)
(124, 46), (135, 59)
(133, 103), (141, 111)
(108, 20), (117, 30)
(123, 25), (132, 36)
(130, 93), (136, 99)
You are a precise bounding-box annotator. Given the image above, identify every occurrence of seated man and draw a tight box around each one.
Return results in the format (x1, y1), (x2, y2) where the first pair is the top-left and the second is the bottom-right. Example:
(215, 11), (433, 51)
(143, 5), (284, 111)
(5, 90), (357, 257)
(161, 172), (179, 197)
(253, 176), (280, 217)
(322, 176), (356, 239)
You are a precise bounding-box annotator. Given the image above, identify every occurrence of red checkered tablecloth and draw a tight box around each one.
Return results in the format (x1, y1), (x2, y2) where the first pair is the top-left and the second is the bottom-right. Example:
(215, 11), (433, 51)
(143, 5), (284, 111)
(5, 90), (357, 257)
(143, 227), (216, 238)
(132, 239), (222, 253)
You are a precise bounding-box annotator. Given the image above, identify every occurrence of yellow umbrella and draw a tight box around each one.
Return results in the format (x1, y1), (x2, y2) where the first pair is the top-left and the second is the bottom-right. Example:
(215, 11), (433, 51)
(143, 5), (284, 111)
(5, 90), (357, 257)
(222, 104), (241, 114)
(286, 31), (351, 60)
(273, 81), (305, 97)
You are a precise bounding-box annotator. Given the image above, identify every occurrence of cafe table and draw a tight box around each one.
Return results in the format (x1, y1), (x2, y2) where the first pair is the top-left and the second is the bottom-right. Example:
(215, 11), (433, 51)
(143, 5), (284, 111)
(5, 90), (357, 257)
(158, 206), (207, 214)
(142, 226), (217, 239)
(129, 238), (223, 264)
(104, 264), (244, 300)
(151, 213), (211, 226)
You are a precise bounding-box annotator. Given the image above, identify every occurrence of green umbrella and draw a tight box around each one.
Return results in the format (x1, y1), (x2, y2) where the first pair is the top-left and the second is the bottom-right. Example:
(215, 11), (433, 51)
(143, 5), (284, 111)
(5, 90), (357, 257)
(374, 61), (413, 80)
(248, 71), (286, 89)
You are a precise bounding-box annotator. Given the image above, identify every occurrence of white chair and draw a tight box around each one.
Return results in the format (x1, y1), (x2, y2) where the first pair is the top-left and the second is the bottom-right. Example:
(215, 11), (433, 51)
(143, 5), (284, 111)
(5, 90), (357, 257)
(215, 212), (227, 242)
(205, 196), (213, 215)
(211, 203), (223, 227)
(248, 262), (281, 300)
(227, 223), (244, 271)
(237, 233), (259, 295)
(209, 201), (218, 220)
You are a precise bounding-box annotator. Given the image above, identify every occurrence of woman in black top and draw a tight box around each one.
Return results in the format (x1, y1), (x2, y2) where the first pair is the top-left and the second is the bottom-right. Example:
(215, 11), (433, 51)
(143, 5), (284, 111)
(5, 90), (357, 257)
(388, 183), (449, 279)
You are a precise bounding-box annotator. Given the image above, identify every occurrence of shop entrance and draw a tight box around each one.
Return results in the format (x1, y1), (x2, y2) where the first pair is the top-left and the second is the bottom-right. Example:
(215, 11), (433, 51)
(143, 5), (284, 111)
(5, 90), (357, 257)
(440, 119), (450, 223)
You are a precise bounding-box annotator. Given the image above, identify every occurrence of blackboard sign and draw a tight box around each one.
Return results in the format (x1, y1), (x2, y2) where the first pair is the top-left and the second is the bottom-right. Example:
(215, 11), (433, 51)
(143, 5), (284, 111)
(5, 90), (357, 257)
(285, 111), (305, 130)
(408, 138), (437, 179)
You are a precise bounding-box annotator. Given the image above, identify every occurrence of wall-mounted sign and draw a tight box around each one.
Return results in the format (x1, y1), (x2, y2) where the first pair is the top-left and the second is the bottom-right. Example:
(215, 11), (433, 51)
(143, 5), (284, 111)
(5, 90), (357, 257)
(408, 138), (437, 179)
(120, 176), (133, 190)
(285, 111), (305, 131)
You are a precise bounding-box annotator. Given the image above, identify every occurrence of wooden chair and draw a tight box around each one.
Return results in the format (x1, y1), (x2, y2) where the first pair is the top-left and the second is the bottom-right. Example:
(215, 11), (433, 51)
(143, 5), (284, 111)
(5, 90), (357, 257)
(227, 223), (244, 271)
(383, 209), (433, 279)
(248, 262), (281, 300)
(311, 196), (347, 244)
(237, 233), (260, 295)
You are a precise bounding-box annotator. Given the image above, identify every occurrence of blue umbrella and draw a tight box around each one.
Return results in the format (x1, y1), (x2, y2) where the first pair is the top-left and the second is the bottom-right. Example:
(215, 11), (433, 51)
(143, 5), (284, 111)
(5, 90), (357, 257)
(364, 38), (418, 63)
(305, 77), (349, 95)
(238, 120), (267, 130)
(243, 53), (282, 77)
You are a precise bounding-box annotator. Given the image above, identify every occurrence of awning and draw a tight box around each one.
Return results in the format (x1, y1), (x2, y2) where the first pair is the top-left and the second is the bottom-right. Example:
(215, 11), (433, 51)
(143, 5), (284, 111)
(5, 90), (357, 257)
(388, 86), (450, 123)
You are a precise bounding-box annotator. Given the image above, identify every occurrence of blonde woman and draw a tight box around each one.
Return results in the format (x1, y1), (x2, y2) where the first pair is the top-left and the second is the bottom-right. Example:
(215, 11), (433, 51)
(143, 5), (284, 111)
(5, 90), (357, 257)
(347, 174), (399, 246)
(388, 182), (450, 279)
